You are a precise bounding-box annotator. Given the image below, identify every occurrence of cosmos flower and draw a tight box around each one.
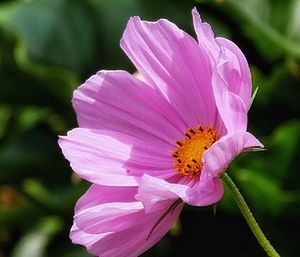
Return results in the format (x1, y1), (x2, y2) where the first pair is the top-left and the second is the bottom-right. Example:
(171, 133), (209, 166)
(58, 8), (263, 257)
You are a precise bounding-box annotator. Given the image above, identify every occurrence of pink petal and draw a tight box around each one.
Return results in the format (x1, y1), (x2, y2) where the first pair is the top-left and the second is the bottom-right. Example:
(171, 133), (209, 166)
(58, 128), (175, 186)
(74, 185), (140, 233)
(192, 8), (219, 62)
(70, 224), (107, 253)
(71, 185), (183, 257)
(121, 16), (219, 128)
(136, 174), (188, 212)
(212, 50), (248, 133)
(192, 8), (252, 110)
(74, 185), (145, 235)
(74, 184), (138, 211)
(137, 174), (223, 207)
(203, 132), (264, 177)
(58, 128), (137, 186)
(75, 201), (145, 234)
(73, 70), (185, 147)
(216, 38), (252, 110)
(186, 174), (224, 206)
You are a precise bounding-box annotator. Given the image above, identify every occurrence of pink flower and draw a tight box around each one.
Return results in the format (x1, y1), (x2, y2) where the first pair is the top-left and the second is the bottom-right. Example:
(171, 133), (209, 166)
(59, 8), (263, 257)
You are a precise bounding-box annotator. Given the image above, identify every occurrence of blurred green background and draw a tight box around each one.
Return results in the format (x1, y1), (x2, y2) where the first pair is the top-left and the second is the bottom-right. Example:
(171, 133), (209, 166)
(0, 0), (299, 256)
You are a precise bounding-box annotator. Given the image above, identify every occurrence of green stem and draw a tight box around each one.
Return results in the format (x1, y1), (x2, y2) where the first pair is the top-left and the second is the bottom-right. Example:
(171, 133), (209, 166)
(221, 173), (280, 257)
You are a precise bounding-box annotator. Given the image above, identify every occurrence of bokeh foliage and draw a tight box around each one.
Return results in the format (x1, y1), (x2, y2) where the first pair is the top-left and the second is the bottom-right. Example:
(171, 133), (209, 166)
(0, 0), (299, 256)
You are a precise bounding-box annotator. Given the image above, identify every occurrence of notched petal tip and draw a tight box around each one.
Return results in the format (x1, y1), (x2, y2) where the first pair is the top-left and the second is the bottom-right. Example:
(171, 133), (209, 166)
(192, 7), (202, 21)
(57, 135), (66, 142)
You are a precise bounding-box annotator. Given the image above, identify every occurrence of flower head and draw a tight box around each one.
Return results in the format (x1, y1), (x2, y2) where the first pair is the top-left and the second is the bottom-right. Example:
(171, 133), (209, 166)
(59, 8), (263, 257)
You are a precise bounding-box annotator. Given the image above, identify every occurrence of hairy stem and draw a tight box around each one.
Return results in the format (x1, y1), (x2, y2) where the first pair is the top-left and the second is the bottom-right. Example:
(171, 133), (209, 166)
(221, 173), (280, 257)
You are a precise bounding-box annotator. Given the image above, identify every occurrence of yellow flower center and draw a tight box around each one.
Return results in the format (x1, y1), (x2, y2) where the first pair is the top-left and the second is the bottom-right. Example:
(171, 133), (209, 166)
(172, 126), (219, 178)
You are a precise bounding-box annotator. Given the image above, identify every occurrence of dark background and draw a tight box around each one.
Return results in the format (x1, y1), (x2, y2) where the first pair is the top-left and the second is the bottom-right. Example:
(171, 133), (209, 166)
(0, 0), (299, 256)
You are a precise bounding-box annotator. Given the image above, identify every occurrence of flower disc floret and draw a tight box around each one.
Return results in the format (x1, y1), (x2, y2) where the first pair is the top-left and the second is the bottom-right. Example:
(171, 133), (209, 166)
(173, 126), (219, 178)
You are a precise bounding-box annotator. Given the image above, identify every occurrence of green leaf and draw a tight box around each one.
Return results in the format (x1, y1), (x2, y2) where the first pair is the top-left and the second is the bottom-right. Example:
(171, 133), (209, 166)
(0, 105), (11, 140)
(199, 0), (300, 61)
(22, 178), (89, 214)
(0, 126), (71, 185)
(235, 170), (299, 216)
(0, 0), (96, 73)
(11, 216), (63, 257)
(244, 122), (300, 181)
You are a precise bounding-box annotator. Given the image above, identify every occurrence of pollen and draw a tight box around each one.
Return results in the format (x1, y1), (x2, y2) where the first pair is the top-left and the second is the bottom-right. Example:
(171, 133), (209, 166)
(172, 126), (219, 178)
